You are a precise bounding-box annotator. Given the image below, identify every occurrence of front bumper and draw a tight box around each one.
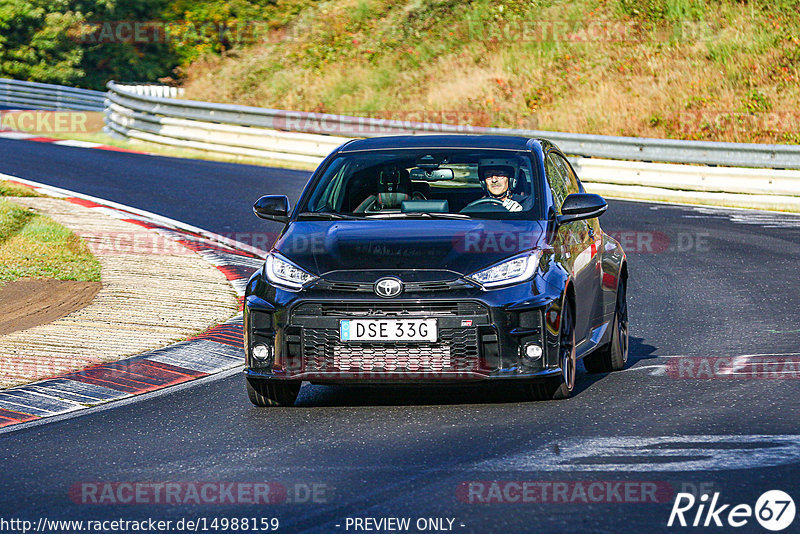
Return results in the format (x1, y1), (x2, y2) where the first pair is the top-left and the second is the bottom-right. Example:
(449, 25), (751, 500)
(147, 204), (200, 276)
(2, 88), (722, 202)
(244, 273), (564, 384)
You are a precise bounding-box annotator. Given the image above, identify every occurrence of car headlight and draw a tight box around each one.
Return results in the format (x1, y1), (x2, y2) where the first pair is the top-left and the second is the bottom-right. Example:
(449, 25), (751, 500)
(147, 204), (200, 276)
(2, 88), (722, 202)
(265, 253), (317, 290)
(467, 250), (542, 289)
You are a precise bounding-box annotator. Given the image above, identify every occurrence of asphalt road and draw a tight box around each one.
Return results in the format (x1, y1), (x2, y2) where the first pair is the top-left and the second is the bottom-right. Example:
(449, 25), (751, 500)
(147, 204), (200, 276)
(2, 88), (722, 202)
(0, 139), (309, 235)
(1, 138), (799, 533)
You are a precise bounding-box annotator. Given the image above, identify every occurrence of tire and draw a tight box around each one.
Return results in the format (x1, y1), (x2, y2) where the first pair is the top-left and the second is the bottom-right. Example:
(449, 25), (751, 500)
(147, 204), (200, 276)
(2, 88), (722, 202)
(526, 300), (576, 401)
(246, 377), (301, 407)
(583, 278), (628, 373)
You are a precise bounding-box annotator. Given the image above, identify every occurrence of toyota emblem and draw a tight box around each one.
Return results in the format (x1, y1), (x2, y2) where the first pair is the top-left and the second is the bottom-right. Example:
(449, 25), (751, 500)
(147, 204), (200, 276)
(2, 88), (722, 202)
(374, 277), (403, 298)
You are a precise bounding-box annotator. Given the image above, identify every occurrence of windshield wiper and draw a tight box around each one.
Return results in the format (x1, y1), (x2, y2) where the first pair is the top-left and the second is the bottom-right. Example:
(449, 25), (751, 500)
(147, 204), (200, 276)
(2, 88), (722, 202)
(296, 212), (361, 220)
(364, 212), (471, 220)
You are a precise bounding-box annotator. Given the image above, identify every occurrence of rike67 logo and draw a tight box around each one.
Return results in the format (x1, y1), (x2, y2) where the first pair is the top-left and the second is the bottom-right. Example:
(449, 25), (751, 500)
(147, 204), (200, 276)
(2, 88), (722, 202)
(668, 490), (795, 531)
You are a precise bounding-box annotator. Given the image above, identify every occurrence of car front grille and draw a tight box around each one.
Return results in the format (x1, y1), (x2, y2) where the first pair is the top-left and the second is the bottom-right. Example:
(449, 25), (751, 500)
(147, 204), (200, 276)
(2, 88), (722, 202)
(286, 300), (489, 377)
(299, 327), (479, 374)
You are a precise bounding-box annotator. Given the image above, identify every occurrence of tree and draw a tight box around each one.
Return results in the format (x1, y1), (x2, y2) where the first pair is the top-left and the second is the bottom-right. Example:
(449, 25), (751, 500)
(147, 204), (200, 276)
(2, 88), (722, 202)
(0, 0), (85, 85)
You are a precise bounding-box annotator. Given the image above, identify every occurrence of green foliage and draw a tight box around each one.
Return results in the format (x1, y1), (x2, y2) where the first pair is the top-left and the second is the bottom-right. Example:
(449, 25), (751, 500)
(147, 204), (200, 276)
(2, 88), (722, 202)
(1, 0), (319, 89)
(76, 0), (178, 88)
(0, 0), (85, 84)
(0, 199), (33, 244)
(161, 0), (318, 65)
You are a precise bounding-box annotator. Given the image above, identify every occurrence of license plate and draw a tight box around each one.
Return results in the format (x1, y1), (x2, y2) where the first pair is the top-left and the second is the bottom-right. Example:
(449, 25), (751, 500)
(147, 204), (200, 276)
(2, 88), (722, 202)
(340, 319), (438, 342)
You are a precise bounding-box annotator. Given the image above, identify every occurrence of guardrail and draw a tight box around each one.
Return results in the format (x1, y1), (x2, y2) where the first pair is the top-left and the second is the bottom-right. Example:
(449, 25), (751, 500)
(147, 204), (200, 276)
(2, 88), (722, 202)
(114, 84), (185, 99)
(0, 78), (105, 111)
(572, 158), (800, 212)
(104, 82), (349, 164)
(2, 78), (799, 211)
(105, 81), (800, 170)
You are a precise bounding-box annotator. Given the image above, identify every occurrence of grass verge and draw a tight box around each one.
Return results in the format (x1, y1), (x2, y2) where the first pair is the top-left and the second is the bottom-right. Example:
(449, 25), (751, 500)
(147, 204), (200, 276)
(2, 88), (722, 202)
(0, 194), (101, 287)
(178, 0), (800, 145)
(0, 181), (43, 197)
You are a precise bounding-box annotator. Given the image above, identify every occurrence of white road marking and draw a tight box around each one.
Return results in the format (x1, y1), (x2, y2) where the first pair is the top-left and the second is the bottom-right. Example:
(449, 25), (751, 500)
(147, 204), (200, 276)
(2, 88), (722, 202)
(229, 279), (248, 296)
(145, 339), (243, 374)
(615, 364), (666, 375)
(0, 131), (35, 140)
(25, 379), (128, 402)
(198, 249), (263, 269)
(638, 351), (800, 359)
(52, 139), (102, 148)
(478, 435), (800, 472)
(643, 199), (800, 218)
(0, 388), (84, 411)
(688, 206), (800, 229)
(0, 366), (243, 435)
(0, 399), (53, 416)
(619, 352), (800, 376)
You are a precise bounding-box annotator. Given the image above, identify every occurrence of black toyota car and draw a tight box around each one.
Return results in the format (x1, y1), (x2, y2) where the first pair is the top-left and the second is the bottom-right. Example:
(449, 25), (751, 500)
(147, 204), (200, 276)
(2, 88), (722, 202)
(243, 135), (628, 406)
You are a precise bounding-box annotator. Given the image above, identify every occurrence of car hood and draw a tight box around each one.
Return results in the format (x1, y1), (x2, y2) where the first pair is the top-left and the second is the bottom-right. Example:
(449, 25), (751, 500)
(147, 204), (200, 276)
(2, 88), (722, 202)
(275, 219), (548, 279)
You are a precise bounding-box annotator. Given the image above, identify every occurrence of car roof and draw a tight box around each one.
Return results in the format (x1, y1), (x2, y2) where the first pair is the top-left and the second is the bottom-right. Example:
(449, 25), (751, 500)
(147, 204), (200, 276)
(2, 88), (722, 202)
(338, 134), (545, 153)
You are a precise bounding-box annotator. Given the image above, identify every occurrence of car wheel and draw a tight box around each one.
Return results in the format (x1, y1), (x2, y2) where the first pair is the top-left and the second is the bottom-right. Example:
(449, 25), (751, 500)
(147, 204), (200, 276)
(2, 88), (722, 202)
(246, 377), (301, 407)
(584, 278), (628, 373)
(526, 301), (576, 401)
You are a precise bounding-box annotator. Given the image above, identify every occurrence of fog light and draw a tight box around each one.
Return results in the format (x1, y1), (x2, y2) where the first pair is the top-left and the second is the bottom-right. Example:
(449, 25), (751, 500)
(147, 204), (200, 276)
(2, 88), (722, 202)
(252, 343), (272, 363)
(524, 344), (543, 360)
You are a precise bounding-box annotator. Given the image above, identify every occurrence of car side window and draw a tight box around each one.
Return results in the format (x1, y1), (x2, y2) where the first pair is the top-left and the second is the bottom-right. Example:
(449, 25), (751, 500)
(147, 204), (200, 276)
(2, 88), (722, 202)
(545, 153), (569, 213)
(552, 154), (580, 196)
(307, 158), (347, 212)
(552, 152), (600, 235)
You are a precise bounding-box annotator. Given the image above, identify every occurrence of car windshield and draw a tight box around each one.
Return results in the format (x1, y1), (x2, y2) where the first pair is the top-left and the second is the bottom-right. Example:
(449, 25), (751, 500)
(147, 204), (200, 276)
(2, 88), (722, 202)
(298, 149), (541, 220)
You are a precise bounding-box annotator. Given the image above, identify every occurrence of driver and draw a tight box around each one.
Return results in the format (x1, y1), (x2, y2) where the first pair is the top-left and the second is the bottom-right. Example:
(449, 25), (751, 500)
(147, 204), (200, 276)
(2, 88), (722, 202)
(478, 160), (524, 211)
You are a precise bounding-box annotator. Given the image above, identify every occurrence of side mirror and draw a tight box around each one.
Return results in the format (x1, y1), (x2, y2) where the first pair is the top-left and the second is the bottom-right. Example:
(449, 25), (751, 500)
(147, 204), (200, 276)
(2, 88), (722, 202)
(253, 195), (290, 223)
(556, 193), (607, 225)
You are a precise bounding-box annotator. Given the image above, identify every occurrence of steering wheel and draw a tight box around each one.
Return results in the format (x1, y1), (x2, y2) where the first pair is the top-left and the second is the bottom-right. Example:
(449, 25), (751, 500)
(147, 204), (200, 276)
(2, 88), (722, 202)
(460, 197), (506, 213)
